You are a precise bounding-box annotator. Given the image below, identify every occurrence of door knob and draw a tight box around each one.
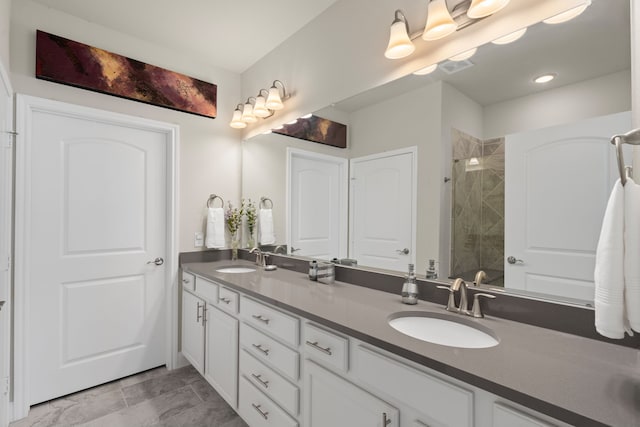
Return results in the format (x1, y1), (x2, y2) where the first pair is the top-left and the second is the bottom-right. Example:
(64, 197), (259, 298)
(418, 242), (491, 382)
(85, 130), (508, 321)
(290, 247), (301, 253)
(507, 256), (523, 265)
(396, 248), (409, 255)
(147, 257), (164, 266)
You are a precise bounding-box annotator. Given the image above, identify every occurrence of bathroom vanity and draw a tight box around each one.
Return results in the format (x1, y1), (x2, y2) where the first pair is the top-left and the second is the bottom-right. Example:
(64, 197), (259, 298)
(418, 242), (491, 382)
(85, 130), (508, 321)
(181, 258), (639, 427)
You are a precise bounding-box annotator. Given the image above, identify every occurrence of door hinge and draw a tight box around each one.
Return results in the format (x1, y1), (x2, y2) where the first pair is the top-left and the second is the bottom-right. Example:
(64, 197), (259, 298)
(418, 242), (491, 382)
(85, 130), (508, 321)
(2, 377), (9, 394)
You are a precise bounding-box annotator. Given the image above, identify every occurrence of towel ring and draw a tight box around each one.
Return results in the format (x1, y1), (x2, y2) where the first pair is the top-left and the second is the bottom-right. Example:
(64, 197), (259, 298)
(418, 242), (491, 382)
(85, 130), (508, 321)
(207, 194), (224, 208)
(260, 197), (273, 209)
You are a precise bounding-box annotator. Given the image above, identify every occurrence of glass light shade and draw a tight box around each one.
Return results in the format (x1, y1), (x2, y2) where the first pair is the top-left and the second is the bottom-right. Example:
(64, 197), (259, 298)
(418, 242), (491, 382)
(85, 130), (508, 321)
(467, 0), (511, 19)
(422, 0), (457, 41)
(385, 20), (415, 59)
(266, 86), (284, 110)
(241, 102), (257, 123)
(543, 1), (591, 24)
(449, 47), (477, 61)
(413, 64), (438, 75)
(229, 109), (246, 129)
(253, 95), (271, 118)
(491, 28), (527, 45)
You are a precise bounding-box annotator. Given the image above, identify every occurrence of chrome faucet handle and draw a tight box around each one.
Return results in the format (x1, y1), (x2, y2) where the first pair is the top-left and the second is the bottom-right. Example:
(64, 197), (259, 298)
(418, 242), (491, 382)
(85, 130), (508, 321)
(436, 285), (457, 312)
(471, 293), (496, 318)
(451, 278), (470, 314)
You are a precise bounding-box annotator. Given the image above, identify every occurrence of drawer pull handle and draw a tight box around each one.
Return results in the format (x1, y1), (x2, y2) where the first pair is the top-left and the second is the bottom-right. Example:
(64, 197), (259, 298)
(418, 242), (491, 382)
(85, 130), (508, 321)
(306, 340), (332, 356)
(251, 373), (269, 388)
(219, 297), (232, 304)
(252, 314), (270, 324)
(252, 403), (269, 420)
(182, 278), (190, 284)
(383, 412), (391, 426)
(252, 343), (270, 356)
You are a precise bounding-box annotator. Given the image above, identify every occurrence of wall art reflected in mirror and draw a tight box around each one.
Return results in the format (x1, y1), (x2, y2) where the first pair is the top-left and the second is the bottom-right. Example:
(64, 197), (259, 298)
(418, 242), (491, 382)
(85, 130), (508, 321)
(241, 0), (631, 305)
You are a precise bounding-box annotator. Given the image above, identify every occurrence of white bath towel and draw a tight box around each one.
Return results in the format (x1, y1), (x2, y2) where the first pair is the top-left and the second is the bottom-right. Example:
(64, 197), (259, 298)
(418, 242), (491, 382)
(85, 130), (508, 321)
(205, 207), (226, 249)
(258, 208), (276, 245)
(625, 177), (640, 332)
(594, 179), (630, 338)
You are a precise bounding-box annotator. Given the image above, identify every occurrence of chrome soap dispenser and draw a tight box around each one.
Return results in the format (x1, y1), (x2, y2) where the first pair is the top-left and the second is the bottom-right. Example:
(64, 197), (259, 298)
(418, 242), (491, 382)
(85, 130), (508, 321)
(401, 263), (419, 305)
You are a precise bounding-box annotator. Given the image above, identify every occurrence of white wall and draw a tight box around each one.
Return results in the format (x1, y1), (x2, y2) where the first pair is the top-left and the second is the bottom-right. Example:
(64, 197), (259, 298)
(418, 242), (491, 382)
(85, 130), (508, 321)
(10, 0), (243, 253)
(0, 0), (10, 70)
(484, 69), (631, 138)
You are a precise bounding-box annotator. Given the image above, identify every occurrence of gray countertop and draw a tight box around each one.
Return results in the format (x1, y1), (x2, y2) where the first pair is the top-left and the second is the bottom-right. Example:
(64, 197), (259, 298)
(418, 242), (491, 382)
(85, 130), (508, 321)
(183, 260), (640, 427)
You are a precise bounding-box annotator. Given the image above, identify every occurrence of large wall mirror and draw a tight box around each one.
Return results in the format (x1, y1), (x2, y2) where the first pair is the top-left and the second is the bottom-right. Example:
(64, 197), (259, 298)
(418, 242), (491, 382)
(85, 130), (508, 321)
(242, 0), (631, 306)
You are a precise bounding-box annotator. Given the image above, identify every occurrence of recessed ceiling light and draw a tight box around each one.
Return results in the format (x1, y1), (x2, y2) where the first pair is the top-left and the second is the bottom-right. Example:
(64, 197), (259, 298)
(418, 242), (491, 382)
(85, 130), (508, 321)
(413, 64), (438, 76)
(492, 28), (527, 45)
(534, 74), (556, 84)
(449, 47), (477, 61)
(543, 1), (591, 24)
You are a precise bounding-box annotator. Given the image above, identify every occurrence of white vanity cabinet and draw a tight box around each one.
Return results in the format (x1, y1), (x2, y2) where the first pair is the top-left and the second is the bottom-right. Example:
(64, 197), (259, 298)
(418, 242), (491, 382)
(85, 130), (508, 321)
(181, 289), (205, 374)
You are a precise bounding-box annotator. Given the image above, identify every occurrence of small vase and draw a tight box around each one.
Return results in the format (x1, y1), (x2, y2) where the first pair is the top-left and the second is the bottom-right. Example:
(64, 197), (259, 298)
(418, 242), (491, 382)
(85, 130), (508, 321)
(231, 231), (239, 261)
(247, 231), (255, 249)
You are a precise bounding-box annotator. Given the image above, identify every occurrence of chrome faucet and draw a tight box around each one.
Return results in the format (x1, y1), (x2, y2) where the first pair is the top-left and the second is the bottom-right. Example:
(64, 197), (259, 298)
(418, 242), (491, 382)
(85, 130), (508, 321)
(273, 245), (286, 254)
(249, 247), (265, 267)
(451, 278), (470, 314)
(437, 278), (496, 318)
(474, 270), (488, 286)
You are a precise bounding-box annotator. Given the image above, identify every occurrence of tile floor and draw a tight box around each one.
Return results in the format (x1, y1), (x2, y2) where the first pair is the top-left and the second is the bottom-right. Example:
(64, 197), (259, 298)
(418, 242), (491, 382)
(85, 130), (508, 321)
(9, 365), (248, 427)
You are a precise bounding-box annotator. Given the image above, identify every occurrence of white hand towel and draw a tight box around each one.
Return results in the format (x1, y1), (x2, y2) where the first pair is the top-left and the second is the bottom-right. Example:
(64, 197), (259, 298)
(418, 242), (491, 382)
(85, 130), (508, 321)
(205, 207), (226, 249)
(594, 179), (631, 338)
(625, 177), (640, 332)
(258, 208), (276, 245)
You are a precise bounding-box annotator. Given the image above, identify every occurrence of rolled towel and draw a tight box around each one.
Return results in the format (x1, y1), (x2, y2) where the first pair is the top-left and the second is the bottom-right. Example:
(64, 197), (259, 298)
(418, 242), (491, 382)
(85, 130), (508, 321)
(625, 177), (640, 332)
(258, 208), (276, 245)
(205, 207), (225, 249)
(594, 179), (631, 338)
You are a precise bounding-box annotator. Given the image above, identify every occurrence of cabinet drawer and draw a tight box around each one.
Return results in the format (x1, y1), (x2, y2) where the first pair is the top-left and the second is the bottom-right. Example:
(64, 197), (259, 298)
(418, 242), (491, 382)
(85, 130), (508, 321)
(217, 287), (239, 315)
(195, 276), (218, 303)
(181, 271), (195, 292)
(303, 322), (349, 373)
(240, 349), (299, 416)
(241, 296), (299, 347)
(240, 323), (299, 381)
(354, 345), (473, 427)
(493, 403), (555, 427)
(239, 376), (298, 427)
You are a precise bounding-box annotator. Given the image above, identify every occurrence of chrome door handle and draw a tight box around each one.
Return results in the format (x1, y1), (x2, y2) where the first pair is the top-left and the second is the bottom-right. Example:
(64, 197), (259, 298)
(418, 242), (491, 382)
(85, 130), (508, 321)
(252, 404), (269, 420)
(252, 314), (270, 324)
(219, 297), (232, 304)
(147, 257), (164, 266)
(251, 373), (269, 388)
(507, 256), (524, 265)
(382, 412), (392, 426)
(396, 248), (409, 255)
(252, 343), (270, 356)
(290, 247), (301, 252)
(305, 340), (332, 356)
(196, 302), (203, 323)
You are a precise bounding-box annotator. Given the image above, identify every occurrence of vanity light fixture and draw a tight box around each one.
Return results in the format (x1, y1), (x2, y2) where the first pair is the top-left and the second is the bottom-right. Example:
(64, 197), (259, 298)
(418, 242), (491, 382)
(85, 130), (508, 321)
(449, 47), (477, 61)
(301, 113), (313, 119)
(543, 0), (591, 24)
(229, 80), (290, 129)
(385, 0), (511, 60)
(534, 73), (556, 84)
(491, 27), (527, 45)
(422, 0), (458, 41)
(286, 119), (298, 125)
(229, 104), (247, 129)
(413, 64), (439, 75)
(385, 10), (415, 59)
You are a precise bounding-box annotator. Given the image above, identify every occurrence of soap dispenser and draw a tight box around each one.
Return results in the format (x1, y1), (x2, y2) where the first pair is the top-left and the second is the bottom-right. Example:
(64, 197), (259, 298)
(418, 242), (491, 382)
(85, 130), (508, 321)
(401, 264), (419, 305)
(426, 259), (438, 280)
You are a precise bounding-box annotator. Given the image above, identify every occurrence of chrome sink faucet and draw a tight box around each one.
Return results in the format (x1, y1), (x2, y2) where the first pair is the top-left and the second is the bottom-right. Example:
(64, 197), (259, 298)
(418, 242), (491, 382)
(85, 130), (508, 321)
(249, 247), (265, 267)
(474, 270), (488, 286)
(451, 278), (470, 315)
(438, 278), (496, 318)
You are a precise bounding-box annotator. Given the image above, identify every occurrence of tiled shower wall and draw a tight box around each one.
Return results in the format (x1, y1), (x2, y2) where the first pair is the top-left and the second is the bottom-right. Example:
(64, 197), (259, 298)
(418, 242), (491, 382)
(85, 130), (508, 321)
(450, 129), (504, 284)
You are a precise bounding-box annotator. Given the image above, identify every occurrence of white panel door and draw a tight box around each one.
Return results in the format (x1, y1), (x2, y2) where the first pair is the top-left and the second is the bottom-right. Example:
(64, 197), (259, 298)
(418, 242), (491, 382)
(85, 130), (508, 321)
(24, 99), (168, 404)
(505, 112), (631, 300)
(288, 149), (347, 259)
(350, 148), (416, 271)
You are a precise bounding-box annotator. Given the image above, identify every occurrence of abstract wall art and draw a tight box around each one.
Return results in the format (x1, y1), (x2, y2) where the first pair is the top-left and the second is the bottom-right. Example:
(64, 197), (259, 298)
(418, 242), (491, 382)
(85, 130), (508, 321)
(273, 114), (347, 148)
(35, 30), (217, 118)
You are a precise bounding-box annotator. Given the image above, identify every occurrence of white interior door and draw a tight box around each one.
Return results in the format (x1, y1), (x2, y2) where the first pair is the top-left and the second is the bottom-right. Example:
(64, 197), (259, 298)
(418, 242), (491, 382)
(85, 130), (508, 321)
(287, 149), (348, 259)
(350, 148), (416, 271)
(505, 111), (631, 300)
(18, 96), (170, 405)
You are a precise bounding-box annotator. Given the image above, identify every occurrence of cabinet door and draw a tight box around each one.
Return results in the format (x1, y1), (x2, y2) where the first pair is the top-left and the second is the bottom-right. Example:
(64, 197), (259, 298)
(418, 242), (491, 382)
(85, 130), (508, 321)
(305, 360), (398, 427)
(182, 290), (205, 374)
(204, 304), (239, 408)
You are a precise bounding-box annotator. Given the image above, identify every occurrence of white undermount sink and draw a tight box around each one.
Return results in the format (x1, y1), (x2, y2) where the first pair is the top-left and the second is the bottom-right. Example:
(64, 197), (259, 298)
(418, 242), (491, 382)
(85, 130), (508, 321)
(215, 266), (256, 274)
(388, 312), (499, 349)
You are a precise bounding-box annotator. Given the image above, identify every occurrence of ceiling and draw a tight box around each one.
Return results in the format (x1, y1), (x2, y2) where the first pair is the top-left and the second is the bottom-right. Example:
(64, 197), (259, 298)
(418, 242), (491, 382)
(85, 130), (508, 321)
(30, 0), (339, 73)
(336, 0), (630, 111)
